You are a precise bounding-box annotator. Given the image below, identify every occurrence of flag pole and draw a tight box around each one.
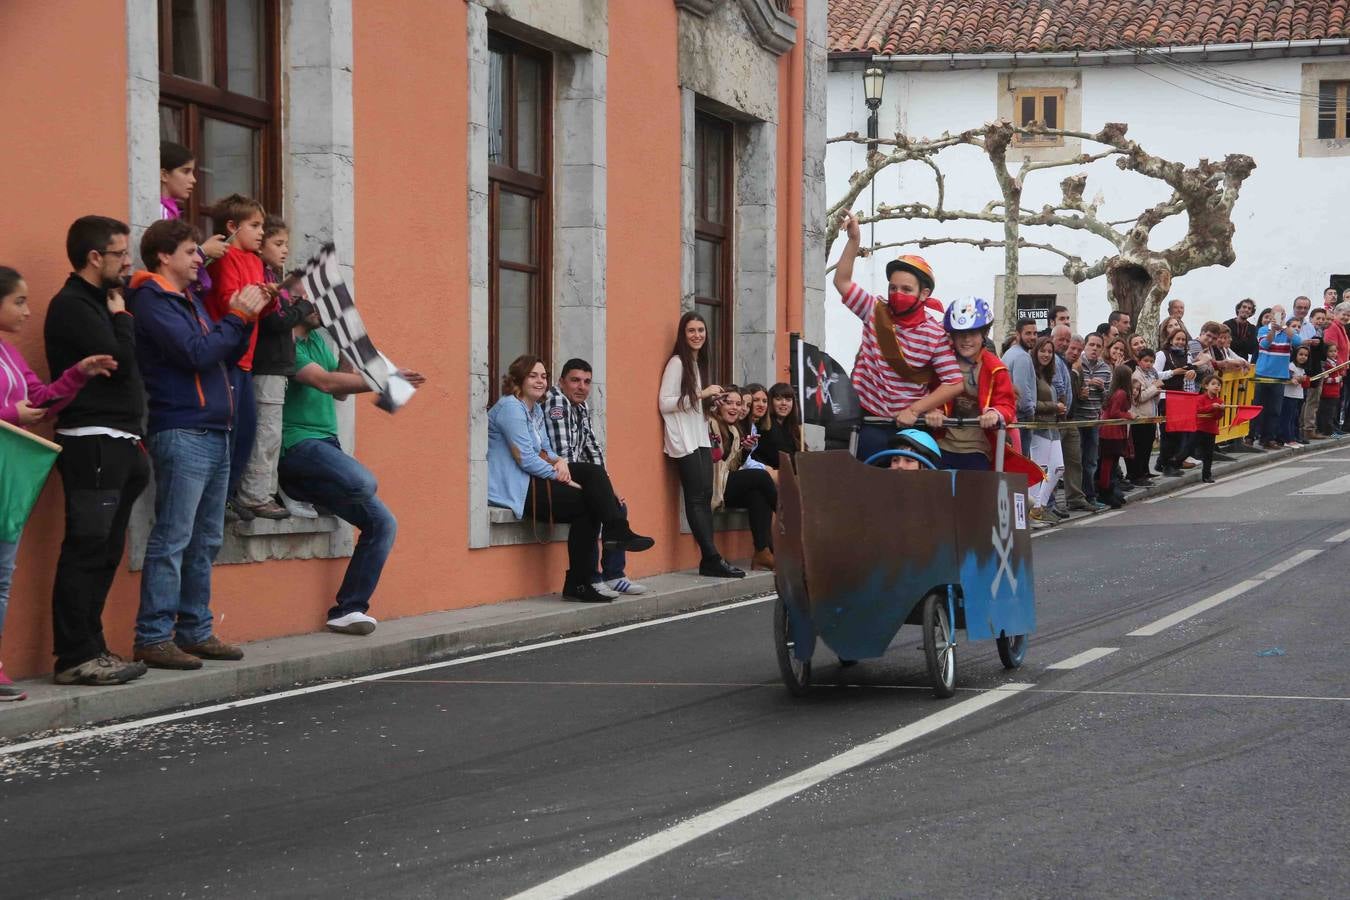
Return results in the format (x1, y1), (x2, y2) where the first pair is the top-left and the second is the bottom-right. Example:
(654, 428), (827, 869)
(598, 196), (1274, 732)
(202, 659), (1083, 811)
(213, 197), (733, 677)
(793, 332), (806, 452)
(0, 417), (61, 452)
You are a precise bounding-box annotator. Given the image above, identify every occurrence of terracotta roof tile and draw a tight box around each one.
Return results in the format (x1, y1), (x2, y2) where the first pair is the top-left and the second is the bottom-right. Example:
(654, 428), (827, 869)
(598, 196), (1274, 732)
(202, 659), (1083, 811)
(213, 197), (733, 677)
(828, 0), (1350, 55)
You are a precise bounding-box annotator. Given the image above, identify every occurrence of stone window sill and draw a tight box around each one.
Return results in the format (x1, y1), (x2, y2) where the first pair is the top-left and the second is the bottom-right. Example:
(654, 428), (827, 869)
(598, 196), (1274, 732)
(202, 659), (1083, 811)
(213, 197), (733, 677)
(488, 506), (570, 546)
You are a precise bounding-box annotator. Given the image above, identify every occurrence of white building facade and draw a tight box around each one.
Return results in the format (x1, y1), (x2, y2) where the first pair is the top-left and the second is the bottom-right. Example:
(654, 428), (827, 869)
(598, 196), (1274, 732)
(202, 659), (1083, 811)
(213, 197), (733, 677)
(824, 44), (1350, 363)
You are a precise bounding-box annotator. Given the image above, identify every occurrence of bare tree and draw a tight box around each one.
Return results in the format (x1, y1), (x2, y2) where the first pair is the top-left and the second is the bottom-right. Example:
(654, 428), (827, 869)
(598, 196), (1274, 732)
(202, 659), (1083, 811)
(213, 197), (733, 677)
(826, 121), (1255, 336)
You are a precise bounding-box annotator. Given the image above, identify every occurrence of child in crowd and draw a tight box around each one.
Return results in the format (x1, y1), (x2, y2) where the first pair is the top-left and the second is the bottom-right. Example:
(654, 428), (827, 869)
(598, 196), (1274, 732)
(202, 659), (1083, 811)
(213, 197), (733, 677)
(1282, 344), (1310, 448)
(205, 194), (269, 519)
(1319, 342), (1343, 437)
(1096, 365), (1135, 508)
(235, 216), (317, 519)
(0, 267), (117, 702)
(1195, 374), (1225, 483)
(1128, 347), (1161, 487)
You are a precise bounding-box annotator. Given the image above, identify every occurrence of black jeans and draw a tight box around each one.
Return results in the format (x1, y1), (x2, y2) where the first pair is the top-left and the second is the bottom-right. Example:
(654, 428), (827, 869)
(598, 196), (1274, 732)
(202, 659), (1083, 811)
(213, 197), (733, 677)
(1194, 432), (1217, 479)
(1127, 423), (1157, 481)
(723, 469), (777, 552)
(674, 449), (720, 564)
(51, 434), (150, 671)
(525, 462), (625, 585)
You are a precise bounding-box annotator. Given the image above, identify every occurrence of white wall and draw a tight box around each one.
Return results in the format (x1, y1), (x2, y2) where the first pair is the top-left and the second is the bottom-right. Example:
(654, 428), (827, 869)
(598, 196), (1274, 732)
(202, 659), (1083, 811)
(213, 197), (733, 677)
(824, 58), (1350, 366)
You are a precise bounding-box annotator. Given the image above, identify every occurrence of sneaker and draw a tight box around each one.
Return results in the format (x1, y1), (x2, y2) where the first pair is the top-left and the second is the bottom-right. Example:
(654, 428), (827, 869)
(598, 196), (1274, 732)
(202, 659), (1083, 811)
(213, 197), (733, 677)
(175, 635), (244, 661)
(327, 611), (378, 635)
(1090, 500), (1109, 511)
(0, 664), (27, 702)
(1050, 507), (1070, 520)
(101, 651), (148, 680)
(1029, 508), (1056, 526)
(1284, 441), (1303, 448)
(562, 581), (618, 603)
(605, 577), (649, 595)
(279, 490), (319, 519)
(1162, 467), (1183, 478)
(58, 652), (151, 683)
(1181, 458), (1198, 469)
(244, 500), (289, 520)
(1130, 478), (1155, 488)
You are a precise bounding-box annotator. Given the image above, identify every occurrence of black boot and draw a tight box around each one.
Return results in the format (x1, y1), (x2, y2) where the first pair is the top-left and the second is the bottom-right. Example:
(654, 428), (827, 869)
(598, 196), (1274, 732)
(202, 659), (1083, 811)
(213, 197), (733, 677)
(699, 557), (745, 579)
(602, 523), (655, 553)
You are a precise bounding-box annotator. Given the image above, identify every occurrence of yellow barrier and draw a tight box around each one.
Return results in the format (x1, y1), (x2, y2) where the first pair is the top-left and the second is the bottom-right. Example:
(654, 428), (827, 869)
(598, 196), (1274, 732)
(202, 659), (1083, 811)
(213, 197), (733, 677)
(1217, 371), (1256, 442)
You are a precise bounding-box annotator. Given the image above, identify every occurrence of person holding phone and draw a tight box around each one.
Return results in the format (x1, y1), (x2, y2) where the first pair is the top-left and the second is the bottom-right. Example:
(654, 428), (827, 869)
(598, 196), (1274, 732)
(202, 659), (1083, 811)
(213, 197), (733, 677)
(1255, 304), (1301, 449)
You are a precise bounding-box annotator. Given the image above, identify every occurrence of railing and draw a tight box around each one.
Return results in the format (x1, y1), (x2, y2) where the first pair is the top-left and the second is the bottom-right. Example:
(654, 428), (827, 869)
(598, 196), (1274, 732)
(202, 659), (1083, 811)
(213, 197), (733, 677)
(1217, 370), (1256, 442)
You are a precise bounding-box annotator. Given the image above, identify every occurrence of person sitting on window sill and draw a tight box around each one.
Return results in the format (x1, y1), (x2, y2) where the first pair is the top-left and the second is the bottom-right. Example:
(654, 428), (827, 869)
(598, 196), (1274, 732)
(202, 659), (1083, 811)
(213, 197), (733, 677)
(706, 389), (777, 572)
(488, 354), (654, 603)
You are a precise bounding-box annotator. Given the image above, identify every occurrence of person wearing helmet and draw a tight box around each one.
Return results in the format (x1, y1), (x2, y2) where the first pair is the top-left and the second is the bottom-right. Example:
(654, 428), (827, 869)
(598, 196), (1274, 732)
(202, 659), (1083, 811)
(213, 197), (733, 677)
(832, 212), (963, 463)
(875, 428), (942, 471)
(923, 297), (1018, 471)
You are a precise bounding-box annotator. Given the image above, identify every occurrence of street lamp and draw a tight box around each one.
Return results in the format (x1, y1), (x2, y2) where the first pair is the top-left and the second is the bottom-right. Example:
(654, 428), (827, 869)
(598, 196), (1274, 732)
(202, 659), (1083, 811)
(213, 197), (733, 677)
(863, 65), (885, 152)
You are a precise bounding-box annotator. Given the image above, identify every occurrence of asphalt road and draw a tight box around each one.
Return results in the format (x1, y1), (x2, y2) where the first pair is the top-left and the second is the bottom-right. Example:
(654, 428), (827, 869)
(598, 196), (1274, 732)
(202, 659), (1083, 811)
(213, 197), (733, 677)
(3, 447), (1349, 899)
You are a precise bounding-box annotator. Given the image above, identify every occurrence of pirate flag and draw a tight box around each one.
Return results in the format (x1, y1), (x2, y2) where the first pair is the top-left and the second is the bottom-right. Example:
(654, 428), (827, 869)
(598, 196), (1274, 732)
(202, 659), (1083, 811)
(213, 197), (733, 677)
(791, 335), (861, 427)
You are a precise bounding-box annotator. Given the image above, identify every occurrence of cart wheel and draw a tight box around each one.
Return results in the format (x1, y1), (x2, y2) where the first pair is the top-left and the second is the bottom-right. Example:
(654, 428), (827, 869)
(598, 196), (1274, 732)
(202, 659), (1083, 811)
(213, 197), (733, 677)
(774, 596), (812, 696)
(921, 593), (957, 698)
(996, 633), (1027, 669)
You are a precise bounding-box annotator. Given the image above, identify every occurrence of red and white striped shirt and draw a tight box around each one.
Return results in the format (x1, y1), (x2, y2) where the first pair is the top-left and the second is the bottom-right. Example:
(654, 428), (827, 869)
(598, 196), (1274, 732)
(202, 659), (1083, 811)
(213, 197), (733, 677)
(843, 282), (962, 417)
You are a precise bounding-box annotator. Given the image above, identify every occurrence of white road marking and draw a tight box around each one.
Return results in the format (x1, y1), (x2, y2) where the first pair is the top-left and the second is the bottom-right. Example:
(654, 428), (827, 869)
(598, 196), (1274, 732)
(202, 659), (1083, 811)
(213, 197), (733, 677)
(1182, 465), (1320, 498)
(1012, 688), (1350, 703)
(506, 684), (1033, 900)
(1326, 525), (1350, 543)
(1045, 647), (1119, 670)
(1142, 439), (1350, 503)
(0, 595), (776, 758)
(1129, 548), (1323, 637)
(1294, 473), (1350, 495)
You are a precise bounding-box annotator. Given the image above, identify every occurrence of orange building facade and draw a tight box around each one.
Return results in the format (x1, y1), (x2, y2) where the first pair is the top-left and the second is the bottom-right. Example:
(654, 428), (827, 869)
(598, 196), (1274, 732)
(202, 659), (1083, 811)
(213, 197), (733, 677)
(0, 0), (828, 678)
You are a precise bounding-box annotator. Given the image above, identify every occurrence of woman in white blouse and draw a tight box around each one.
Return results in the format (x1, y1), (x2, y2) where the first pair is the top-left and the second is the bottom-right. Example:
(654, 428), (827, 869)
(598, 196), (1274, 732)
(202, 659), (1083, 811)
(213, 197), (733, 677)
(659, 312), (744, 578)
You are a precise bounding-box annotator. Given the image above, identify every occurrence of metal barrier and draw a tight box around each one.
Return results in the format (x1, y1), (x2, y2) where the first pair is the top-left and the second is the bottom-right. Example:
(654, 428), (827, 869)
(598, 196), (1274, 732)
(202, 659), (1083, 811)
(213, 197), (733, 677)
(1217, 371), (1256, 442)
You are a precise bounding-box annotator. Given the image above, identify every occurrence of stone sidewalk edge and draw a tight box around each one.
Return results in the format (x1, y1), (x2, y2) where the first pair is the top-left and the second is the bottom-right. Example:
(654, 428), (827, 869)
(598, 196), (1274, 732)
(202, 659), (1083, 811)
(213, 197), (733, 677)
(3, 434), (1344, 743)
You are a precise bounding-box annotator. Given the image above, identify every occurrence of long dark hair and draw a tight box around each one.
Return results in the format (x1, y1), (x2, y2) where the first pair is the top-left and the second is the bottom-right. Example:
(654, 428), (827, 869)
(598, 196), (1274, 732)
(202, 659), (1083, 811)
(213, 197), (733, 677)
(743, 382), (769, 430)
(768, 381), (802, 448)
(0, 266), (22, 300)
(1032, 337), (1057, 385)
(1108, 364), (1134, 398)
(669, 311), (709, 410)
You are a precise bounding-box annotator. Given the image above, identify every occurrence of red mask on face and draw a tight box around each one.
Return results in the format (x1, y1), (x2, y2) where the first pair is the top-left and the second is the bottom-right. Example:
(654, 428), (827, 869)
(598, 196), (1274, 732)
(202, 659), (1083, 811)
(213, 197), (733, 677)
(887, 289), (927, 327)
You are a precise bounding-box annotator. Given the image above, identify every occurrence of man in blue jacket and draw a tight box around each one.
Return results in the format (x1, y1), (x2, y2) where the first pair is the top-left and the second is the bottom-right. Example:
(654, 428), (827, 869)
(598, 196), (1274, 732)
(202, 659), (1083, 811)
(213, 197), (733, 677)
(128, 218), (268, 670)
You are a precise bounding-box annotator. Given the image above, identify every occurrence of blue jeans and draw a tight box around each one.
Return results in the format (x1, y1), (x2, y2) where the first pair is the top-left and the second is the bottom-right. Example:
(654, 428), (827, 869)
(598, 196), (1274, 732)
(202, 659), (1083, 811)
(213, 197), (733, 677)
(1256, 382), (1284, 442)
(588, 501), (627, 583)
(1279, 396), (1302, 443)
(0, 536), (19, 635)
(279, 437), (397, 619)
(1079, 427), (1100, 500)
(137, 428), (230, 647)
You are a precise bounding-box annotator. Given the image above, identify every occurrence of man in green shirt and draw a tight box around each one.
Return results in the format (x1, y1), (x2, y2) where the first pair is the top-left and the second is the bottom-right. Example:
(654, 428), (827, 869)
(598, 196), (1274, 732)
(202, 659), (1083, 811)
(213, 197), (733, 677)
(279, 308), (425, 635)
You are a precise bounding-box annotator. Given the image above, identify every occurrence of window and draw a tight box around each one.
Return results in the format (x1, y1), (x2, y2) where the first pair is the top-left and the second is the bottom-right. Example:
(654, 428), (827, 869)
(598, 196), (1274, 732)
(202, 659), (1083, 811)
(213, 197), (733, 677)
(158, 0), (281, 233)
(488, 34), (552, 392)
(694, 112), (734, 387)
(1016, 294), (1057, 333)
(1318, 81), (1350, 140)
(1012, 88), (1066, 146)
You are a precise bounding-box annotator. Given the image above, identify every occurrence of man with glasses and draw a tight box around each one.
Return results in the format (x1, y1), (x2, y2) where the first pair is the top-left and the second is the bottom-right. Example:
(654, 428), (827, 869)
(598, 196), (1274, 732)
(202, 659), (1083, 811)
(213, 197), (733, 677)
(43, 216), (149, 685)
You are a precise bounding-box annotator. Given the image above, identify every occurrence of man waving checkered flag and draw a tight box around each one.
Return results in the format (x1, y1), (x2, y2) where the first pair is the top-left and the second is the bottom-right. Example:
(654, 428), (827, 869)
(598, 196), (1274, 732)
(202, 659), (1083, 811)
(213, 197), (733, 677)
(300, 243), (415, 412)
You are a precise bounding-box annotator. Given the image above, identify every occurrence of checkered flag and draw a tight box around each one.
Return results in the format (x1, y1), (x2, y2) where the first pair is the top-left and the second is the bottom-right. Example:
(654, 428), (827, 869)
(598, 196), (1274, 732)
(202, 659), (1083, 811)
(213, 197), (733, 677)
(300, 243), (415, 412)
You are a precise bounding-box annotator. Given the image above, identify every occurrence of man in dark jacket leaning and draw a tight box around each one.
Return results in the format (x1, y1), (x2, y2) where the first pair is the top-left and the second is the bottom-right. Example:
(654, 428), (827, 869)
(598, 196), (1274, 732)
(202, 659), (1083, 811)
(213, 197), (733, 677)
(44, 216), (150, 685)
(128, 218), (268, 670)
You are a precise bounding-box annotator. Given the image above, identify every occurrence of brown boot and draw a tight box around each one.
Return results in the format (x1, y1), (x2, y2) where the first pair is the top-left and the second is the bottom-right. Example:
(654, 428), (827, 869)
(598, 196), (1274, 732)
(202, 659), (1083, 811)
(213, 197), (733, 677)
(177, 635), (244, 661)
(751, 549), (775, 571)
(134, 641), (203, 670)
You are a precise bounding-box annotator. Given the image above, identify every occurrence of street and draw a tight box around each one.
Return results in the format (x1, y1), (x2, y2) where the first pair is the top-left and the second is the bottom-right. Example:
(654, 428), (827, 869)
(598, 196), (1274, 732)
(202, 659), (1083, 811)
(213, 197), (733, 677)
(3, 448), (1349, 899)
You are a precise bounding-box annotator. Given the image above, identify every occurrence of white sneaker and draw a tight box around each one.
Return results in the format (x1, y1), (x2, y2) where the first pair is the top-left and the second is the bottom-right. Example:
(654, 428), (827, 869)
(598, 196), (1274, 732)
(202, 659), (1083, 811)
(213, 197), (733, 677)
(591, 581), (622, 599)
(1284, 441), (1303, 448)
(606, 577), (649, 595)
(280, 490), (319, 519)
(327, 612), (378, 635)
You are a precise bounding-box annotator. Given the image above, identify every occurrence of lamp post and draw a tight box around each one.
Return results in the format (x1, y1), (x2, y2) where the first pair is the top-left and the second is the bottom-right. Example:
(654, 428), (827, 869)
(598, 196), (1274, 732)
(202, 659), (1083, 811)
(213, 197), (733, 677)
(863, 65), (885, 154)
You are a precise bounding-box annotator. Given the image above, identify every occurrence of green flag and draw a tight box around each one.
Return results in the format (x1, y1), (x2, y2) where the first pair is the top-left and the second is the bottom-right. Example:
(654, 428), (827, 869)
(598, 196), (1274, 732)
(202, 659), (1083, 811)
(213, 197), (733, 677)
(0, 419), (60, 543)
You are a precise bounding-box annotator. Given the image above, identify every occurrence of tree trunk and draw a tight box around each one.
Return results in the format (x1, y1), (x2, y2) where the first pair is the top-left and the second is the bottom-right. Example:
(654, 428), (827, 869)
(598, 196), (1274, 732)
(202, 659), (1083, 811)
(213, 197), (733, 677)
(1107, 257), (1172, 339)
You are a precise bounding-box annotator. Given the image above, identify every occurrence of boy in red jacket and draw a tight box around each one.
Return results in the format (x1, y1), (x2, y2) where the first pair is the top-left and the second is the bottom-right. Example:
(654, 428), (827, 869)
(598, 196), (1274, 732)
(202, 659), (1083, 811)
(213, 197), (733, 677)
(204, 194), (270, 519)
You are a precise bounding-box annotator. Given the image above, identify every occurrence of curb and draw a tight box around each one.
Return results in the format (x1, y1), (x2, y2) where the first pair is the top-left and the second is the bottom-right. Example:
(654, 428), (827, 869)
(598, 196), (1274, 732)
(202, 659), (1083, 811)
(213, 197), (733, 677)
(1042, 434), (1350, 525)
(0, 570), (775, 743)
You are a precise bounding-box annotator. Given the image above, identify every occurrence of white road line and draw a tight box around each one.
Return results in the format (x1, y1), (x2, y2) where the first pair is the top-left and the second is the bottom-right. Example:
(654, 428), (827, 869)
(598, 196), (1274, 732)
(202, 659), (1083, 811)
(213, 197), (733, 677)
(1045, 647), (1119, 670)
(1129, 548), (1323, 637)
(506, 684), (1033, 900)
(1182, 465), (1320, 498)
(1142, 439), (1350, 503)
(1013, 688), (1350, 703)
(0, 595), (776, 758)
(1326, 525), (1350, 543)
(1294, 473), (1350, 495)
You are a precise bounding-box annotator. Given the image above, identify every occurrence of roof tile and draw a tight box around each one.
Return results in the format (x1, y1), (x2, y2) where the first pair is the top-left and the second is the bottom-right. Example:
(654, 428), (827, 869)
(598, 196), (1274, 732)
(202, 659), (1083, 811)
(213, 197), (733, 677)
(828, 0), (1350, 55)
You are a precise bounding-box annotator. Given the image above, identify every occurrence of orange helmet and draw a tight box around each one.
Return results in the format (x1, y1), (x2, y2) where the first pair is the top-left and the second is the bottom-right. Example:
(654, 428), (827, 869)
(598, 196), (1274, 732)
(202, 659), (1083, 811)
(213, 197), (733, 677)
(886, 254), (935, 293)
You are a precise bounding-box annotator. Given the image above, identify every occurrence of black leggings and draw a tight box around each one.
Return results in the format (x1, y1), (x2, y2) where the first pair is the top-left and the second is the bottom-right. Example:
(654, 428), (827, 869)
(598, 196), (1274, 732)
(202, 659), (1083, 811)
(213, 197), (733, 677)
(674, 448), (720, 563)
(723, 469), (777, 552)
(524, 462), (625, 584)
(1127, 423), (1156, 481)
